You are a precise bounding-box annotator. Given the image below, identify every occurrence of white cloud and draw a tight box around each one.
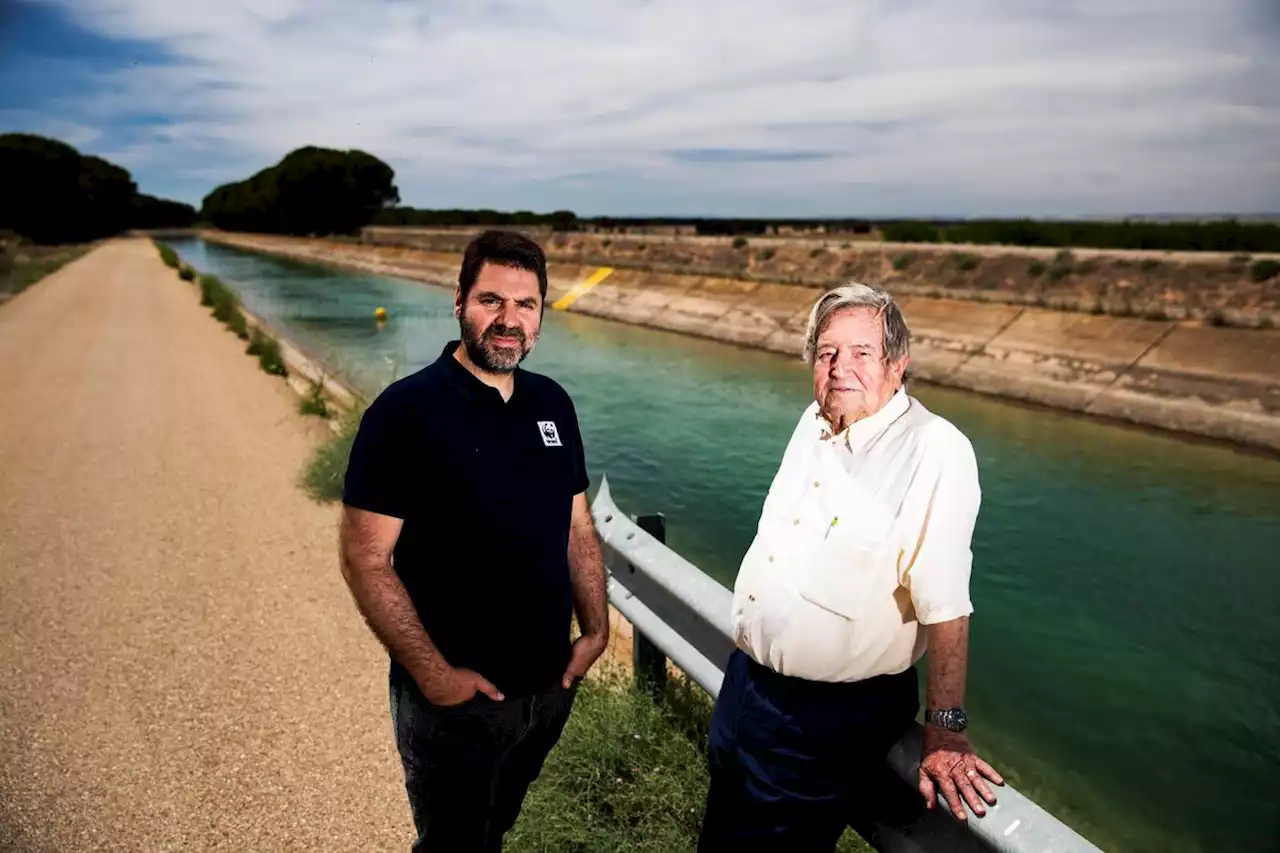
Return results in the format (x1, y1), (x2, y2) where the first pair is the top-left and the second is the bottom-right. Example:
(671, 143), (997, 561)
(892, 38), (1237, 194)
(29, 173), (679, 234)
(26, 0), (1280, 215)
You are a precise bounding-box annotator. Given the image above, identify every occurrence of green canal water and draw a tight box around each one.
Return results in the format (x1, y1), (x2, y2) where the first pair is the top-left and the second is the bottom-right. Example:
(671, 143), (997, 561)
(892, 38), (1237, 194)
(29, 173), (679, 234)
(169, 238), (1279, 852)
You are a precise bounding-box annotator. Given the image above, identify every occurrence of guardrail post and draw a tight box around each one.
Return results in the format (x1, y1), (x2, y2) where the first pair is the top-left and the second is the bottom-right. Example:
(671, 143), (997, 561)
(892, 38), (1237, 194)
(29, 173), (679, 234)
(631, 513), (668, 695)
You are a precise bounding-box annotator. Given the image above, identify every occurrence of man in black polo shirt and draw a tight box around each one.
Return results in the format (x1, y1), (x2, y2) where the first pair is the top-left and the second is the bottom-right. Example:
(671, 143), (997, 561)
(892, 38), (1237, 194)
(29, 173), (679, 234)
(338, 229), (609, 852)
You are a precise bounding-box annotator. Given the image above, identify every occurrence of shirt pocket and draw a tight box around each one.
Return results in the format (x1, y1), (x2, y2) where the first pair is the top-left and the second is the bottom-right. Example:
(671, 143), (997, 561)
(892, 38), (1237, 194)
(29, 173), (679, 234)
(795, 480), (896, 621)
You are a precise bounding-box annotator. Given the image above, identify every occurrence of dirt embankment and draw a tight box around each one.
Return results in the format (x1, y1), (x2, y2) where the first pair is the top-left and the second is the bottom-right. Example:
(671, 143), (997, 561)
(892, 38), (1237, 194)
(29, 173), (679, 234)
(363, 227), (1280, 330)
(203, 231), (1280, 452)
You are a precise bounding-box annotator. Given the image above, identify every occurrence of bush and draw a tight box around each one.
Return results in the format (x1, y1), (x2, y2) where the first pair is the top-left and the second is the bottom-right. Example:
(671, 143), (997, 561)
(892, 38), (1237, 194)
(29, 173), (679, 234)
(255, 331), (287, 376)
(157, 242), (179, 268)
(1047, 264), (1072, 282)
(809, 247), (826, 258)
(1076, 259), (1099, 275)
(1249, 259), (1280, 281)
(1206, 309), (1226, 327)
(951, 252), (981, 271)
(226, 308), (249, 339)
(299, 379), (330, 418)
(1231, 253), (1251, 264)
(1140, 259), (1161, 271)
(211, 287), (238, 324)
(1028, 260), (1047, 277)
(756, 248), (775, 261)
(732, 236), (748, 249)
(892, 253), (915, 271)
(178, 265), (195, 281)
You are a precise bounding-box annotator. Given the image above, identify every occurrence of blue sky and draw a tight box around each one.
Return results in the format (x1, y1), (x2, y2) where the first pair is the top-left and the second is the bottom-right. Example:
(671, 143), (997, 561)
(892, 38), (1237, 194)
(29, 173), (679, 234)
(2, 0), (1278, 217)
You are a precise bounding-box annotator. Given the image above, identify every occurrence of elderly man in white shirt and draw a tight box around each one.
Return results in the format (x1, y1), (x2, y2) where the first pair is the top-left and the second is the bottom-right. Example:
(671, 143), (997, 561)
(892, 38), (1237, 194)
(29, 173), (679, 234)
(697, 283), (1003, 852)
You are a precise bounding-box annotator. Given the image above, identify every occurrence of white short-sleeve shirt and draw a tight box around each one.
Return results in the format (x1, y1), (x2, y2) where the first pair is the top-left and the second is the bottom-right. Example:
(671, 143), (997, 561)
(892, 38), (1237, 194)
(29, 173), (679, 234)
(732, 388), (980, 683)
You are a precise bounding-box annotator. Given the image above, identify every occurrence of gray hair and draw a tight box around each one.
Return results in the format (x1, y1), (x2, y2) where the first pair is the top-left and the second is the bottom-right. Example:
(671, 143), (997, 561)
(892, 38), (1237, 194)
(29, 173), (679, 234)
(802, 282), (910, 366)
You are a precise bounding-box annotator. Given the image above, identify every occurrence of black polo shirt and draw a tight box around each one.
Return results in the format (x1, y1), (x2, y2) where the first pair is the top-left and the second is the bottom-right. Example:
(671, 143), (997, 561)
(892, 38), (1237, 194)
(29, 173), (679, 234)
(342, 341), (589, 697)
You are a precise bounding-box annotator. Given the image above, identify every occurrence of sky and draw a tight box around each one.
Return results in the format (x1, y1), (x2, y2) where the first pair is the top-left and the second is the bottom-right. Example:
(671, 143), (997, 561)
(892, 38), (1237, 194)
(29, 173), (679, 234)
(1, 0), (1278, 217)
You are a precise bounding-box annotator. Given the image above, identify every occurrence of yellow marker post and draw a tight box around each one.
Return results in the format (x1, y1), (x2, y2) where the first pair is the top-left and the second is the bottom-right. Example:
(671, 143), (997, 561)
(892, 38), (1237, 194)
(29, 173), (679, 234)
(551, 267), (614, 311)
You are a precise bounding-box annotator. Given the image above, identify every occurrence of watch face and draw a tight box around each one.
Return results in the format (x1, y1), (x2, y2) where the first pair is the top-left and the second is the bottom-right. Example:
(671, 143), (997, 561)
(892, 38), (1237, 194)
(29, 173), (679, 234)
(933, 709), (968, 731)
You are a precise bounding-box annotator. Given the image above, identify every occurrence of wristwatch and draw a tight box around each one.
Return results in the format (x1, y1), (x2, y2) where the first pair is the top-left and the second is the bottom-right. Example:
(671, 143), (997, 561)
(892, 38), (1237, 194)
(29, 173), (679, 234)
(925, 708), (969, 733)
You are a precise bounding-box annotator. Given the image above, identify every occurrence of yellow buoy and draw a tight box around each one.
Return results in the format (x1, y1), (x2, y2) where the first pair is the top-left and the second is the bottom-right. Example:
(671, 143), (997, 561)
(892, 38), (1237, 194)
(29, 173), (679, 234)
(374, 306), (388, 320)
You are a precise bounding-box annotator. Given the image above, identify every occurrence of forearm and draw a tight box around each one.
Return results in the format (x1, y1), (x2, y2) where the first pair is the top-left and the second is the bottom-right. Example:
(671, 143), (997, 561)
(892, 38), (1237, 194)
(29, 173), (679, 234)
(567, 520), (608, 639)
(925, 616), (969, 710)
(339, 539), (452, 690)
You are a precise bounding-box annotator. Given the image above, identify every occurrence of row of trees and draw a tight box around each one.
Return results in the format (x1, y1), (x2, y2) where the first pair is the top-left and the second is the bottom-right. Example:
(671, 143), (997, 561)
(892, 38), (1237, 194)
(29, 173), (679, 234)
(375, 206), (579, 231)
(201, 147), (400, 235)
(0, 133), (196, 244)
(8, 131), (1277, 252)
(372, 208), (1279, 252)
(879, 218), (1280, 252)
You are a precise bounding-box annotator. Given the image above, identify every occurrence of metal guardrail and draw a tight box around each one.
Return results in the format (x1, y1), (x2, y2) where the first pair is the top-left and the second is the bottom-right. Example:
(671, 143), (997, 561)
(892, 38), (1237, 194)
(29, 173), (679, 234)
(591, 476), (1102, 853)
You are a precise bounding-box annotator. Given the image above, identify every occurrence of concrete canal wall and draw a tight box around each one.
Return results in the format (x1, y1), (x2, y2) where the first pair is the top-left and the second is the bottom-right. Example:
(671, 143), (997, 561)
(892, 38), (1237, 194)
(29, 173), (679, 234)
(200, 231), (1280, 452)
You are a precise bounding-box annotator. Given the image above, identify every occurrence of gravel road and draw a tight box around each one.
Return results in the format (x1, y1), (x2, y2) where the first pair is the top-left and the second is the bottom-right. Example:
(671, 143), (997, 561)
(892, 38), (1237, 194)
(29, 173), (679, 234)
(0, 239), (410, 852)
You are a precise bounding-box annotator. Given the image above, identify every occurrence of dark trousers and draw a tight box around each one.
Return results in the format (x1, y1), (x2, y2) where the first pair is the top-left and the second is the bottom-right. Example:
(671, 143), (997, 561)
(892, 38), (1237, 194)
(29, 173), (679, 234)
(698, 650), (920, 853)
(389, 667), (578, 853)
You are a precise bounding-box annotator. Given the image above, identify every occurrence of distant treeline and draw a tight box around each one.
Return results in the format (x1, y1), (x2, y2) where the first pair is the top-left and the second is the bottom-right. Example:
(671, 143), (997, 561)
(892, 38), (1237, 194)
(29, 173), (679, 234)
(201, 147), (400, 235)
(879, 218), (1280, 252)
(372, 208), (1278, 251)
(371, 208), (877, 236)
(376, 206), (580, 231)
(0, 133), (197, 244)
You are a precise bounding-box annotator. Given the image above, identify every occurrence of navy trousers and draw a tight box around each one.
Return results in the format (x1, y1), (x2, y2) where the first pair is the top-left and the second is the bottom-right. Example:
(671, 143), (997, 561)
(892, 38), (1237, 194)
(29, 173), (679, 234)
(698, 650), (920, 853)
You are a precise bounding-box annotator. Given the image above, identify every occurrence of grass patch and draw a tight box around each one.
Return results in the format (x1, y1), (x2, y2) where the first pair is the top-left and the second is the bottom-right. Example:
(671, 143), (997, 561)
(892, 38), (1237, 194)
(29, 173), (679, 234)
(506, 668), (709, 853)
(299, 379), (330, 418)
(1230, 253), (1251, 264)
(156, 241), (179, 268)
(301, 406), (363, 502)
(1075, 259), (1099, 275)
(1053, 249), (1075, 266)
(950, 252), (981, 271)
(199, 274), (217, 306)
(1250, 259), (1280, 281)
(732, 237), (748, 249)
(250, 328), (287, 376)
(892, 253), (915, 271)
(0, 241), (90, 299)
(756, 248), (775, 261)
(507, 668), (870, 853)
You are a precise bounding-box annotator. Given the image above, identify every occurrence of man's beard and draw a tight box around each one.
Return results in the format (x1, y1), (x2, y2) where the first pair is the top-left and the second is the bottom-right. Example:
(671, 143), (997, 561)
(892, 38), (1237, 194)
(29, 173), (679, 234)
(460, 315), (536, 373)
